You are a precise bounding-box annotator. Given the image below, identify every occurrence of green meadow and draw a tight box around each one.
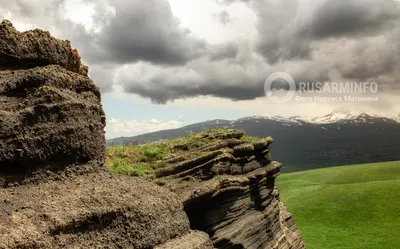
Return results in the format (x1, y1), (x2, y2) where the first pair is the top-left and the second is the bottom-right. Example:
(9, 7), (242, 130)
(277, 161), (400, 249)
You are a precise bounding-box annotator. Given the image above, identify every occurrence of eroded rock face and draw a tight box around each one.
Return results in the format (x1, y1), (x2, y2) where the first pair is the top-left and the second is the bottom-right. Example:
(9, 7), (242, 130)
(154, 231), (213, 249)
(0, 173), (191, 249)
(154, 131), (306, 249)
(0, 65), (105, 186)
(0, 20), (105, 187)
(0, 20), (211, 249)
(0, 20), (86, 74)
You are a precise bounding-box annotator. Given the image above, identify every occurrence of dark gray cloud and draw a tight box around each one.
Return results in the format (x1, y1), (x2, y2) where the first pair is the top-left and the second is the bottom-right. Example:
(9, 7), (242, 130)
(120, 66), (265, 104)
(0, 0), (399, 104)
(252, 0), (312, 64)
(308, 0), (400, 39)
(117, 48), (333, 104)
(336, 38), (398, 80)
(215, 0), (400, 97)
(0, 0), (209, 66)
(222, 0), (400, 64)
(88, 63), (119, 92)
(90, 0), (208, 65)
(209, 43), (238, 61)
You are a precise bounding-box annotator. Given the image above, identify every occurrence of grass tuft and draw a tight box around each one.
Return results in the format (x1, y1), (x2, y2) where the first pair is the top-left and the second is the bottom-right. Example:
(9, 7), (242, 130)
(241, 135), (259, 143)
(106, 157), (154, 177)
(142, 146), (169, 160)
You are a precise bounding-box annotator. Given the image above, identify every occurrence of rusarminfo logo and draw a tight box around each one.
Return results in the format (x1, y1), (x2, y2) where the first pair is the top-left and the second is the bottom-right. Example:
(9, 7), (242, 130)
(264, 72), (379, 104)
(264, 72), (296, 104)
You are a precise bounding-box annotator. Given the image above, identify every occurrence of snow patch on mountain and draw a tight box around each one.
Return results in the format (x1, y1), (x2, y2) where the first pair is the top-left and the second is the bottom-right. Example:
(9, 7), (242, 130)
(238, 112), (400, 125)
(237, 115), (303, 126)
(293, 111), (400, 124)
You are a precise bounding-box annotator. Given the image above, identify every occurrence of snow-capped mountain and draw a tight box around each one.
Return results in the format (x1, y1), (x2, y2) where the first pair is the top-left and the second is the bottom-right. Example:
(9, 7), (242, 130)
(392, 113), (400, 123)
(295, 112), (400, 124)
(238, 111), (400, 125)
(236, 116), (303, 126)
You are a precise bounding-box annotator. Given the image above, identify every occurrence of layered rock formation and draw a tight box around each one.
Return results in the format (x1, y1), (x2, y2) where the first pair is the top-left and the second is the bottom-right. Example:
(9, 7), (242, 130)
(0, 20), (102, 187)
(0, 21), (212, 249)
(0, 21), (304, 249)
(152, 131), (305, 249)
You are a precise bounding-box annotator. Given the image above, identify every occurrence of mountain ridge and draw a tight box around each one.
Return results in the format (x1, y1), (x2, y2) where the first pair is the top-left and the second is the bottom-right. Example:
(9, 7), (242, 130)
(108, 111), (400, 172)
(242, 111), (400, 125)
(108, 111), (400, 142)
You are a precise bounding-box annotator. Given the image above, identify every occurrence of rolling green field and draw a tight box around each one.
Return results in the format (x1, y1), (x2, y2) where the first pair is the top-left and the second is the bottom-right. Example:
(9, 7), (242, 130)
(277, 161), (400, 249)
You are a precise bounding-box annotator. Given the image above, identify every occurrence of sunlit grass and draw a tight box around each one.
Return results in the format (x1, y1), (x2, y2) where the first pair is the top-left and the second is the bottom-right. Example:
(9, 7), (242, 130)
(106, 128), (246, 177)
(105, 144), (170, 177)
(240, 135), (260, 143)
(107, 157), (154, 177)
(277, 161), (400, 249)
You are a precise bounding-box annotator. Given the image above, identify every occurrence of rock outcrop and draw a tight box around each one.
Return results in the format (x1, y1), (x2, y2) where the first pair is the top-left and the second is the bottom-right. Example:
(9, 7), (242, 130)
(0, 64), (105, 186)
(0, 20), (86, 74)
(0, 173), (195, 248)
(0, 21), (212, 249)
(0, 21), (304, 249)
(151, 131), (305, 249)
(0, 20), (103, 187)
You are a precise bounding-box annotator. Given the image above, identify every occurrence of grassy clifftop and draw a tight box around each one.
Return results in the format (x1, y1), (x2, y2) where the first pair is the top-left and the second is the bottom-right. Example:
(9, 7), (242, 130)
(277, 161), (400, 249)
(105, 129), (260, 177)
(105, 128), (306, 248)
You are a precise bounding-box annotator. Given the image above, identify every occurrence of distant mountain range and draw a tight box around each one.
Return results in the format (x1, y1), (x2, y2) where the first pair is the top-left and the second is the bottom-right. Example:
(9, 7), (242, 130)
(107, 112), (400, 172)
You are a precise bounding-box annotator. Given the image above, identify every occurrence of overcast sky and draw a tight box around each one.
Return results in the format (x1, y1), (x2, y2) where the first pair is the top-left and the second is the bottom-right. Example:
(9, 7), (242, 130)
(1, 0), (399, 138)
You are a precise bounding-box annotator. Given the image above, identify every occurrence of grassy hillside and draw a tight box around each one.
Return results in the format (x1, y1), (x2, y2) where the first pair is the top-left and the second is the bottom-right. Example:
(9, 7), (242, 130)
(277, 161), (400, 249)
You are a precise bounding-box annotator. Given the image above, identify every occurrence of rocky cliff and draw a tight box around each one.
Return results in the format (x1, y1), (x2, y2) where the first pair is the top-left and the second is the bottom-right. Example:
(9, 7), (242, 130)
(0, 20), (211, 249)
(0, 21), (304, 249)
(0, 20), (102, 187)
(149, 130), (305, 249)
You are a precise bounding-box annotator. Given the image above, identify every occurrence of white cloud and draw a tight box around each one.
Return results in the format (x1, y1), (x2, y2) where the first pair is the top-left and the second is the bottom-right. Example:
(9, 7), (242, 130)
(62, 0), (97, 32)
(106, 118), (182, 138)
(168, 0), (257, 43)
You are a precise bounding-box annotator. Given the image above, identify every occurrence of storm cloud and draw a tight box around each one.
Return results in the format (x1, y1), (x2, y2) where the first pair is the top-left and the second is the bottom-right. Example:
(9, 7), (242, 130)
(308, 0), (399, 39)
(208, 43), (239, 61)
(0, 0), (399, 105)
(91, 0), (208, 65)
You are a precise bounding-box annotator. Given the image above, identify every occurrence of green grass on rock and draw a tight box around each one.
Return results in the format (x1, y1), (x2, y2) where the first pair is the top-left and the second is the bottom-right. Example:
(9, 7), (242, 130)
(106, 128), (252, 178)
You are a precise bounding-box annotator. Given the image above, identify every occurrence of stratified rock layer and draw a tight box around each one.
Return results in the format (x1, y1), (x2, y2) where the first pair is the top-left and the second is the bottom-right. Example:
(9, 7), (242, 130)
(154, 131), (305, 249)
(0, 65), (105, 186)
(0, 20), (212, 249)
(0, 21), (104, 187)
